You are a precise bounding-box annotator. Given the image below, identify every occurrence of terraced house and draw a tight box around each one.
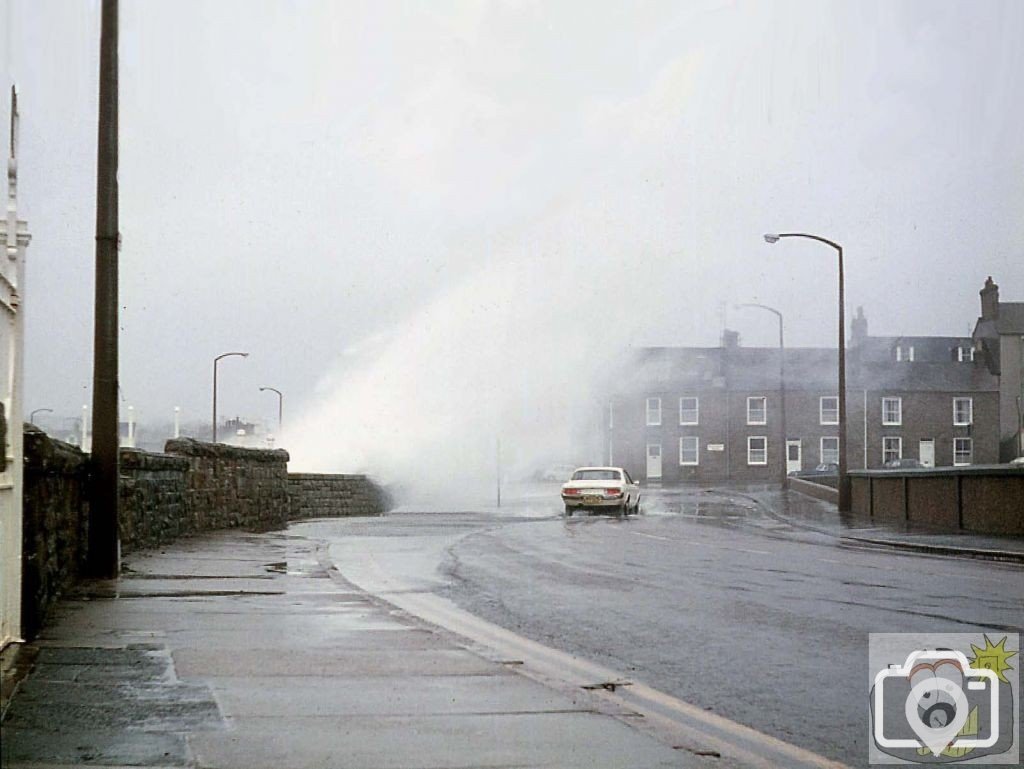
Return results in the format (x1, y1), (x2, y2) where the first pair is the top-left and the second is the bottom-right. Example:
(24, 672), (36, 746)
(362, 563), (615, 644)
(604, 278), (1016, 484)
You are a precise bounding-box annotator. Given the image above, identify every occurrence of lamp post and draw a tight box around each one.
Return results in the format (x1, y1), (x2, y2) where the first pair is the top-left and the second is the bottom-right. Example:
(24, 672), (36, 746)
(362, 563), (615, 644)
(735, 303), (786, 485)
(259, 387), (283, 435)
(29, 408), (53, 425)
(764, 232), (849, 511)
(212, 352), (248, 443)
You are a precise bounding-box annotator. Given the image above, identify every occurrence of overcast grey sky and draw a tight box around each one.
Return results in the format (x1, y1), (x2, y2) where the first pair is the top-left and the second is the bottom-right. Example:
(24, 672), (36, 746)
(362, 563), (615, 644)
(2, 1), (1023, 477)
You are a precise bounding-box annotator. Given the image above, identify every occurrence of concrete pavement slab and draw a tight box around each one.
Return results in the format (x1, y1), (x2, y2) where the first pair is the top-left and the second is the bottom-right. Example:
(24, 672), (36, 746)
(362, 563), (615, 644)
(207, 673), (599, 717)
(189, 712), (682, 769)
(173, 646), (513, 678)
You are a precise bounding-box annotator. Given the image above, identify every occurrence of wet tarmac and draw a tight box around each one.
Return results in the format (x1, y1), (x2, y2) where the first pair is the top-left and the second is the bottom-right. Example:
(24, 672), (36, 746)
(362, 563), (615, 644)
(310, 484), (1024, 768)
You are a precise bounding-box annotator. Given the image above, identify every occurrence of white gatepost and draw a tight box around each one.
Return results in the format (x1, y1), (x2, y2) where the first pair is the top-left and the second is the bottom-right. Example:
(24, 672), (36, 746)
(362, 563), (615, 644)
(1, 86), (30, 650)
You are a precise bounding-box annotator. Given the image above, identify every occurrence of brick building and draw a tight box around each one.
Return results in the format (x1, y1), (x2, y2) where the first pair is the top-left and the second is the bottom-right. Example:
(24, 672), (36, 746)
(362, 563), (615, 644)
(604, 295), (1004, 484)
(972, 277), (1024, 461)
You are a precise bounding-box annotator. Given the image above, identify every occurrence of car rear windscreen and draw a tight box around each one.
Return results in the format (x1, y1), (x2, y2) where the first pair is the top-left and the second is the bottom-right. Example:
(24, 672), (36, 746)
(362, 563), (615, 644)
(571, 470), (621, 480)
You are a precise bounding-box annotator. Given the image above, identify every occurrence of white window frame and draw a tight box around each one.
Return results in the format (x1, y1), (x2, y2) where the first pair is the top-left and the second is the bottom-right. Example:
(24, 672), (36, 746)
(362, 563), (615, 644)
(679, 396), (699, 426)
(679, 436), (699, 466)
(747, 396), (767, 425)
(820, 437), (839, 465)
(645, 397), (661, 426)
(819, 396), (839, 425)
(881, 397), (902, 426)
(953, 397), (973, 426)
(908, 345), (915, 362)
(953, 437), (973, 466)
(747, 436), (767, 466)
(895, 346), (902, 362)
(882, 436), (902, 465)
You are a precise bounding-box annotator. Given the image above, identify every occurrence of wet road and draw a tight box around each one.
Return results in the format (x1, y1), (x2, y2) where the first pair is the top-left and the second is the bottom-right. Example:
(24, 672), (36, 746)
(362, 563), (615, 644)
(309, 485), (1024, 768)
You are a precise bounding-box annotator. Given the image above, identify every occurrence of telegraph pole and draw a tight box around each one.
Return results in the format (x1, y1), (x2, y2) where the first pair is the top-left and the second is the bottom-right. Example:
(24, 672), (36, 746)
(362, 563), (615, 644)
(87, 0), (120, 577)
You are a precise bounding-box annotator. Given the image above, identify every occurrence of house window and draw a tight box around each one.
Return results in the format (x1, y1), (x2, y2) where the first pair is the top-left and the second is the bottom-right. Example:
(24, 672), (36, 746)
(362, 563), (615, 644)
(747, 396), (767, 425)
(882, 436), (902, 465)
(747, 436), (767, 465)
(679, 436), (699, 466)
(820, 396), (839, 425)
(908, 345), (915, 361)
(954, 437), (973, 466)
(882, 397), (902, 426)
(953, 397), (973, 426)
(679, 397), (699, 425)
(645, 397), (661, 426)
(820, 437), (839, 465)
(895, 346), (902, 362)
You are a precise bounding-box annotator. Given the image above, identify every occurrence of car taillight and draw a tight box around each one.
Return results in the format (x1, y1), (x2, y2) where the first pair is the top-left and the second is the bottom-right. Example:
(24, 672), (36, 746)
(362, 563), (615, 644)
(605, 487), (623, 496)
(563, 488), (580, 495)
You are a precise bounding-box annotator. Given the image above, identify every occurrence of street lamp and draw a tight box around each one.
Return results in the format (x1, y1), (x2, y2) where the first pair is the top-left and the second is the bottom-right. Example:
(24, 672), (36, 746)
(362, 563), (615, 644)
(212, 352), (248, 443)
(735, 304), (786, 485)
(29, 408), (53, 425)
(764, 232), (849, 511)
(259, 387), (283, 435)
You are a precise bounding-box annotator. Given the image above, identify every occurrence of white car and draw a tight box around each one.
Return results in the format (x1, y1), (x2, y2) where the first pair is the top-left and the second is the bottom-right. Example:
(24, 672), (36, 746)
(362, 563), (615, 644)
(561, 466), (640, 517)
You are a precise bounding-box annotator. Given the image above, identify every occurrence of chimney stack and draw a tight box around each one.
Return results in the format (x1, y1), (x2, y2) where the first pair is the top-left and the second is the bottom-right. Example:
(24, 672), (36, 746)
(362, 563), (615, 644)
(720, 329), (740, 349)
(852, 306), (868, 347)
(980, 276), (1000, 321)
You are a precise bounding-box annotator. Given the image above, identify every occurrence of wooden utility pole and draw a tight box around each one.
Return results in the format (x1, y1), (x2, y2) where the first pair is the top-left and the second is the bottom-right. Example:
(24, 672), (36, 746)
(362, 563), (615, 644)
(87, 0), (120, 577)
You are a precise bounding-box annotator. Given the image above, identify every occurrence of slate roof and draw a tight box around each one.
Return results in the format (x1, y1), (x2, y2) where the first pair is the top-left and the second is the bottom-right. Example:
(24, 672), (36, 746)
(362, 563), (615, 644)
(617, 342), (997, 395)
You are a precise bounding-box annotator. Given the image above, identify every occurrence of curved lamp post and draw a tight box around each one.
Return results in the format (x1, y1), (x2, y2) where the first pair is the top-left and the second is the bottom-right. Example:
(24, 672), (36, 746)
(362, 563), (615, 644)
(735, 303), (786, 485)
(764, 232), (849, 511)
(259, 387), (283, 435)
(212, 351), (248, 443)
(29, 408), (53, 425)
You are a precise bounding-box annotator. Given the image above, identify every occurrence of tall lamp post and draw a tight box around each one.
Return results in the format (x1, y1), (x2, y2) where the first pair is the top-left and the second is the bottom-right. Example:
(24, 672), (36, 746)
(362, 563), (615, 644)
(764, 232), (849, 511)
(259, 387), (283, 435)
(735, 303), (786, 485)
(212, 352), (248, 443)
(29, 408), (53, 425)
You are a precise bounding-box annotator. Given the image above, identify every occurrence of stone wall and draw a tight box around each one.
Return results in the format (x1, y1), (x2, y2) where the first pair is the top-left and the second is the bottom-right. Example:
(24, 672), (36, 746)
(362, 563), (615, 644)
(288, 473), (388, 519)
(119, 449), (189, 550)
(164, 438), (291, 532)
(785, 476), (839, 505)
(21, 427), (88, 640)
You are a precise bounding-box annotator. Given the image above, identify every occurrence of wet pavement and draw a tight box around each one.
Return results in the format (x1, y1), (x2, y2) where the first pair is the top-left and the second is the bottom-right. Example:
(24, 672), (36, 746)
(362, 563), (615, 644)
(4, 485), (1021, 769)
(313, 484), (1024, 768)
(2, 529), (696, 769)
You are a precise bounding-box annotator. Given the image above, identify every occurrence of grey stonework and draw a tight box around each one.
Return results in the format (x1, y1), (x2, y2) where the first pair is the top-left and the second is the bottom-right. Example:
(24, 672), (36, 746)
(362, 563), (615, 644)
(22, 426), (89, 639)
(288, 473), (389, 519)
(20, 429), (389, 642)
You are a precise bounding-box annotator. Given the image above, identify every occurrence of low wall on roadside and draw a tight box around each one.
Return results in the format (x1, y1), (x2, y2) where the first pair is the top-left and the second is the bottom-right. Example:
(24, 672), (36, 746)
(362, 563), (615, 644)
(164, 438), (291, 532)
(21, 427), (89, 640)
(785, 476), (839, 504)
(288, 473), (388, 519)
(849, 466), (1024, 536)
(119, 449), (190, 550)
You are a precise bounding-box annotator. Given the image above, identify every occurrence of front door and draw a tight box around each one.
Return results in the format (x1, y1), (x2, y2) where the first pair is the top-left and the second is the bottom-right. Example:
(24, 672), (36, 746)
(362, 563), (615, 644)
(919, 439), (935, 468)
(786, 440), (802, 474)
(646, 443), (662, 480)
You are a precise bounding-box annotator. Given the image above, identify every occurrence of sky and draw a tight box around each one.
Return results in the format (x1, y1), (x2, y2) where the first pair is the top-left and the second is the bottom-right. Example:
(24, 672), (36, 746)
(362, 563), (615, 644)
(2, 0), (1023, 487)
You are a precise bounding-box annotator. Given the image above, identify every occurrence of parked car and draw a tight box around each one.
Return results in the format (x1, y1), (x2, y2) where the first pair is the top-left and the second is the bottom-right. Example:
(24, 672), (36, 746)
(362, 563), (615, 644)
(883, 458), (924, 469)
(533, 463), (578, 482)
(789, 463), (838, 478)
(561, 467), (640, 517)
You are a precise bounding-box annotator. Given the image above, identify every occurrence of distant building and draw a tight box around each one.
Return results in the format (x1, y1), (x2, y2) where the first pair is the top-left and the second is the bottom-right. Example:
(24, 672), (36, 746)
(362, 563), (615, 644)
(972, 276), (1024, 461)
(603, 282), (1009, 484)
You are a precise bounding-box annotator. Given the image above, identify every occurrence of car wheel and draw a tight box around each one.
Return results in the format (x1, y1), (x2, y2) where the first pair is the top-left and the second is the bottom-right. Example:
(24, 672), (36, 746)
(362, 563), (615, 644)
(564, 505), (573, 517)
